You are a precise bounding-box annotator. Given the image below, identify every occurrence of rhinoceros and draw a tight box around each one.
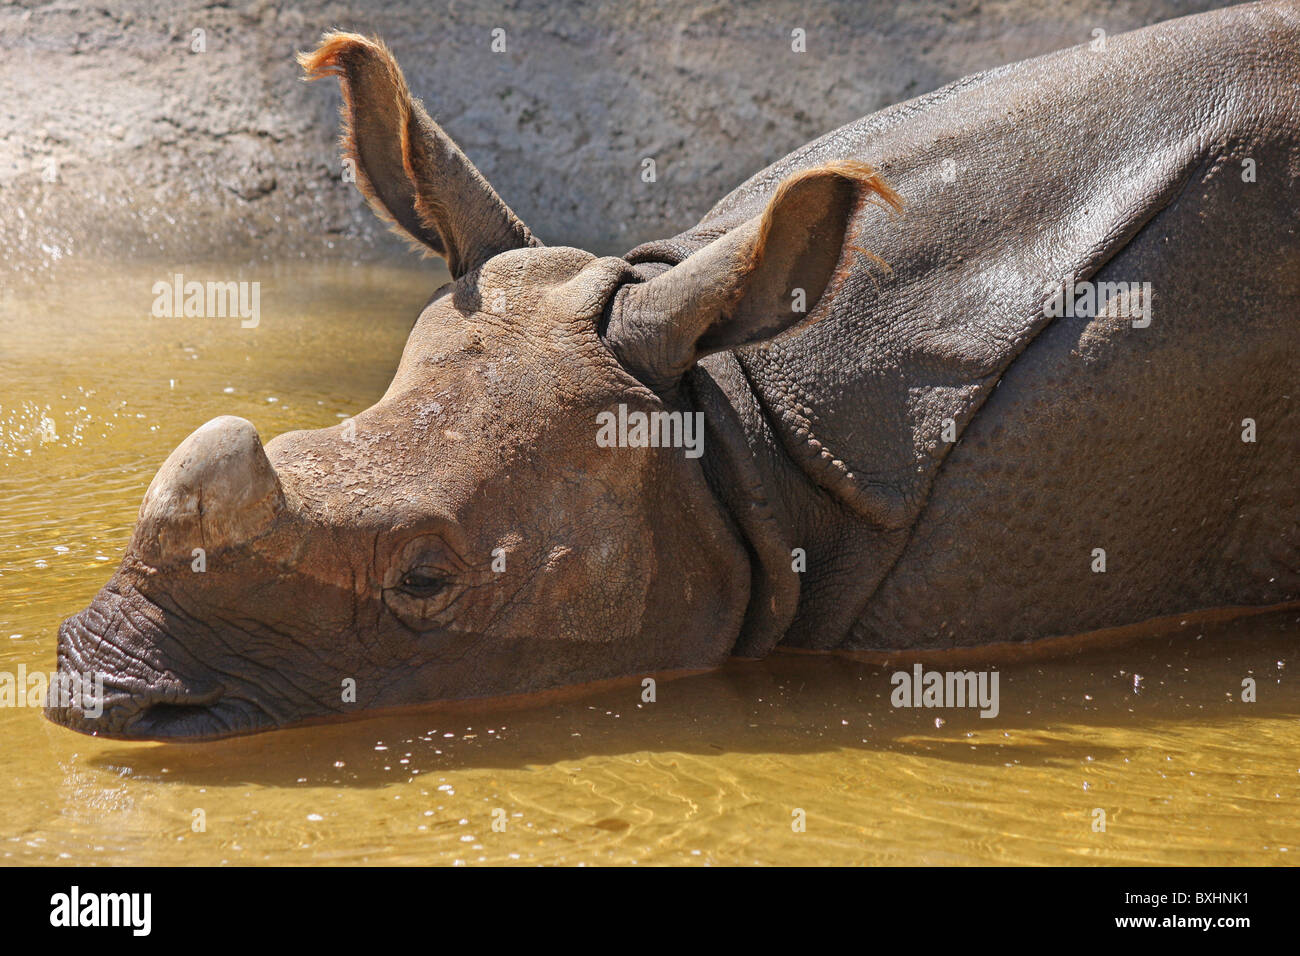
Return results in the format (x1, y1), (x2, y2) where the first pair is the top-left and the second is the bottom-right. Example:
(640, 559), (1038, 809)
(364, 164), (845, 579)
(47, 0), (1299, 739)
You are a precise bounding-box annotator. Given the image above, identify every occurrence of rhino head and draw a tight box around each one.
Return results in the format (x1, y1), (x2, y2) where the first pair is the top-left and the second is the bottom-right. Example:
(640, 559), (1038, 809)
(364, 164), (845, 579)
(46, 33), (896, 739)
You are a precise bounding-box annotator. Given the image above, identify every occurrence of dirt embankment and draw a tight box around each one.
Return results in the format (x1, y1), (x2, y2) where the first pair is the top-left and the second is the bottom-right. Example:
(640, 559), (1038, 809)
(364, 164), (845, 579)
(1, 0), (1227, 279)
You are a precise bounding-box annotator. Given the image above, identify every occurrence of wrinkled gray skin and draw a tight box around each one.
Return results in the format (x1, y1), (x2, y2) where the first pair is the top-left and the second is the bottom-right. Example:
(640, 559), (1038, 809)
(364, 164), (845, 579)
(49, 1), (1299, 739)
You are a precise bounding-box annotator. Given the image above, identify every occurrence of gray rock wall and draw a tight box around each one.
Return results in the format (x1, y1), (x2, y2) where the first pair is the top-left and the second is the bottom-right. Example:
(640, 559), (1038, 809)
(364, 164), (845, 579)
(0, 0), (1233, 275)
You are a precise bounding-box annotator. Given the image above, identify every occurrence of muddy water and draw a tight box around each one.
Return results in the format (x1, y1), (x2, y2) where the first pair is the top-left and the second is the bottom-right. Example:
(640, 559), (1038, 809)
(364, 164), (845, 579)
(1, 261), (1297, 866)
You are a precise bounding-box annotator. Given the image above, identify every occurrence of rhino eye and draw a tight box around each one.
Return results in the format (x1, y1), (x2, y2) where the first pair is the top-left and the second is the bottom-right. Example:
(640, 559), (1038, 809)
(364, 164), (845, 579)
(400, 569), (450, 597)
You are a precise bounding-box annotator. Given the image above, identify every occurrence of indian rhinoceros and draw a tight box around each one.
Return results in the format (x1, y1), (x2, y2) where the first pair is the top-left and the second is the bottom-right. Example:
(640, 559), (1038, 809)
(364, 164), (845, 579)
(47, 0), (1300, 739)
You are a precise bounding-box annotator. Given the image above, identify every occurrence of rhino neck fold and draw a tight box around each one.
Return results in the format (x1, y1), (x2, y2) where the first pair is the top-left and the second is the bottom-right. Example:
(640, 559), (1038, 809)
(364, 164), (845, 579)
(685, 352), (799, 658)
(620, 243), (798, 656)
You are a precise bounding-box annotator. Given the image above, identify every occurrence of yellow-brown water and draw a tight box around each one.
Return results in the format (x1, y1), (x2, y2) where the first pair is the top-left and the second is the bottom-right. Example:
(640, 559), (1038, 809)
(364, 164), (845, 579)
(2, 261), (1297, 866)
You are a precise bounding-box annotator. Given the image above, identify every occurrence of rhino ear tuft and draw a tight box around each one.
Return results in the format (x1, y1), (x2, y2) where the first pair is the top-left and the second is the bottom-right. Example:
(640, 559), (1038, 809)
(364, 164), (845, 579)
(299, 32), (539, 277)
(604, 161), (900, 390)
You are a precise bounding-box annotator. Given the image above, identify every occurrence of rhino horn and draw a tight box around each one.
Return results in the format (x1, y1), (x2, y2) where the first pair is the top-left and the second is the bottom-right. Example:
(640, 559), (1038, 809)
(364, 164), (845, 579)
(137, 416), (285, 564)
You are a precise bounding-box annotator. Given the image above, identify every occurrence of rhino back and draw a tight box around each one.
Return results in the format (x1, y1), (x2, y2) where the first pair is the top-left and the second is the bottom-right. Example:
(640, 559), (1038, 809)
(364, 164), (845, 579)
(658, 0), (1300, 651)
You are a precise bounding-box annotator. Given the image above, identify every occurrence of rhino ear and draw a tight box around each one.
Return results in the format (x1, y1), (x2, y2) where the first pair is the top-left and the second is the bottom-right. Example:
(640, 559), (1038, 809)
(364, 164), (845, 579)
(605, 162), (900, 390)
(299, 32), (538, 277)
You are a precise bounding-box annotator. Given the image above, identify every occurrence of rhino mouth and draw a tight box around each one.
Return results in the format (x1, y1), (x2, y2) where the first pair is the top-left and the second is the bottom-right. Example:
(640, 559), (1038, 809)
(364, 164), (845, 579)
(126, 696), (240, 740)
(44, 603), (276, 741)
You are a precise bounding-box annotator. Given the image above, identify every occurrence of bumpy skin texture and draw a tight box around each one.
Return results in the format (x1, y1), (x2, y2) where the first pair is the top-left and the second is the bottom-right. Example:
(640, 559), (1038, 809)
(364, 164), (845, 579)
(642, 0), (1300, 654)
(45, 2), (1299, 740)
